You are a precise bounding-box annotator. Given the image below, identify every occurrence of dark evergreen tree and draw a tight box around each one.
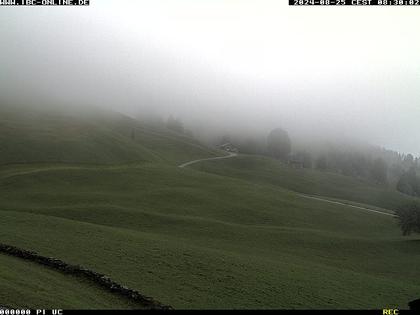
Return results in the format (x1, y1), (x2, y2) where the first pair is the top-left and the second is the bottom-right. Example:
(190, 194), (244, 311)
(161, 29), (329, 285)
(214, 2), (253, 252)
(370, 158), (388, 184)
(316, 155), (328, 170)
(395, 202), (420, 236)
(296, 151), (312, 169)
(397, 168), (420, 196)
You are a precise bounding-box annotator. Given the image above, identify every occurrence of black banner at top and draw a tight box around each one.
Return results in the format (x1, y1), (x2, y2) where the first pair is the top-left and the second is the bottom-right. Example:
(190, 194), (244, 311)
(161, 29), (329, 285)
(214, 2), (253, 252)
(289, 0), (420, 5)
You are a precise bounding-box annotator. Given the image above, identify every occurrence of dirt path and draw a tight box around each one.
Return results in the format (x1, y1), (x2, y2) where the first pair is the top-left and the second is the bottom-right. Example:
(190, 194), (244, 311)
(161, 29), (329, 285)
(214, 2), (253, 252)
(297, 194), (396, 217)
(178, 152), (237, 168)
(179, 152), (395, 217)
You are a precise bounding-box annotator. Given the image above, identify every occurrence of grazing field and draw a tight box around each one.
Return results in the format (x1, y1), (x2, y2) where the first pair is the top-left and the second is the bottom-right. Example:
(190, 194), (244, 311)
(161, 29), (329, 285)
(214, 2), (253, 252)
(0, 106), (419, 309)
(192, 154), (415, 211)
(0, 104), (217, 166)
(0, 162), (419, 309)
(0, 254), (141, 309)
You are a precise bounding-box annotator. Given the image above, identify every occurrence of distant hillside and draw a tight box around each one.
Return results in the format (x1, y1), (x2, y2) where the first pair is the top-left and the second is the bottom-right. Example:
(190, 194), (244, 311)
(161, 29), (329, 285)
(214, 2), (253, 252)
(191, 154), (416, 211)
(0, 104), (218, 165)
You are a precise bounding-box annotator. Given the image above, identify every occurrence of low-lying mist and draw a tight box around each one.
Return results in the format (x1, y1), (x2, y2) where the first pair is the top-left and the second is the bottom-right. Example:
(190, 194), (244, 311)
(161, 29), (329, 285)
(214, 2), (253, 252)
(1, 0), (419, 158)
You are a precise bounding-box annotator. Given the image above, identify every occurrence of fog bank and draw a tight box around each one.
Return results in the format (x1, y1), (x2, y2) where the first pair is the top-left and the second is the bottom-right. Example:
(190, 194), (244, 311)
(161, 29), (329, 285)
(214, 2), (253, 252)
(1, 1), (419, 155)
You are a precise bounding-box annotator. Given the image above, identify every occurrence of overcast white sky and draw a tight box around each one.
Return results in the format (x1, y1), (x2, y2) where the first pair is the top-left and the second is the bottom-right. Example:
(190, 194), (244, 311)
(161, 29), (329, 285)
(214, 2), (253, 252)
(1, 1), (419, 154)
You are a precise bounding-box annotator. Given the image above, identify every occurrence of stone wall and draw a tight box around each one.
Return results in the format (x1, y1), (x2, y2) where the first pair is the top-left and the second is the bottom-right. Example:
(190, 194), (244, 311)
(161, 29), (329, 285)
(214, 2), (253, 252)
(0, 243), (172, 310)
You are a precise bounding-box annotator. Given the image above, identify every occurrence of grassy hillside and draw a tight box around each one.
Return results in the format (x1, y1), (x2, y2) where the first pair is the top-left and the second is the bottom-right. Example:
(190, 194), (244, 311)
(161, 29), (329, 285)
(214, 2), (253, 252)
(191, 154), (416, 211)
(0, 163), (419, 309)
(1, 105), (419, 309)
(0, 104), (217, 166)
(0, 254), (142, 309)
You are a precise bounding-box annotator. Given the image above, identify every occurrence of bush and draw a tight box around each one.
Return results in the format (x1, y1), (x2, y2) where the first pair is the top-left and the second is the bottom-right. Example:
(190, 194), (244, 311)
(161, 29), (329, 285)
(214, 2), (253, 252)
(395, 202), (420, 236)
(397, 168), (420, 197)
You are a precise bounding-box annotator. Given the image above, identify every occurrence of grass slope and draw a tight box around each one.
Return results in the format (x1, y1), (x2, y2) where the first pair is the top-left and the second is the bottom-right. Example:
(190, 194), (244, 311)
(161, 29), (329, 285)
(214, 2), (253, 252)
(0, 163), (419, 309)
(0, 254), (142, 309)
(191, 154), (416, 211)
(0, 104), (217, 166)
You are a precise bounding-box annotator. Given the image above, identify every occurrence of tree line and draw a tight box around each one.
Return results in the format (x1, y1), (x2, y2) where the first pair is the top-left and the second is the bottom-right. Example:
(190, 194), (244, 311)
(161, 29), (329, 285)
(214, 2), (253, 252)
(162, 116), (420, 236)
(218, 127), (420, 187)
(163, 116), (420, 197)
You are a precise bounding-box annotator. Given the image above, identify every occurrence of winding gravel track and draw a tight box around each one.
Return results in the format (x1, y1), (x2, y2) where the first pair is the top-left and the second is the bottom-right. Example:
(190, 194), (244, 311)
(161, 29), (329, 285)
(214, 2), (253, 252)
(297, 194), (396, 217)
(179, 152), (395, 217)
(178, 152), (237, 168)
